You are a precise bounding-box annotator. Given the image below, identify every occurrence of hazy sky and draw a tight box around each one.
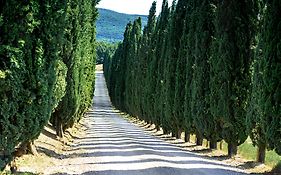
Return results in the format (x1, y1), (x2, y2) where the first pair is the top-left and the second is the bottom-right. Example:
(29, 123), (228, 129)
(97, 0), (174, 15)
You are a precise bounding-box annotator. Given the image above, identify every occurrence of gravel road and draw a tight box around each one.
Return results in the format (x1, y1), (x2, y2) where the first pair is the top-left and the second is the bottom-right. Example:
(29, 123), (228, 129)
(44, 72), (250, 175)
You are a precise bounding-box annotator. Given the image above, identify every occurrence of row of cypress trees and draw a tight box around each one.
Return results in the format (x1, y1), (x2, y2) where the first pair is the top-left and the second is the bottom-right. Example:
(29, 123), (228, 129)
(0, 0), (99, 169)
(104, 0), (280, 163)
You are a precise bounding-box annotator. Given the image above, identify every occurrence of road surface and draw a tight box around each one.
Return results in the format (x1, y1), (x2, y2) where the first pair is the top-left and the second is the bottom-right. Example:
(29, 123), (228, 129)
(48, 72), (249, 175)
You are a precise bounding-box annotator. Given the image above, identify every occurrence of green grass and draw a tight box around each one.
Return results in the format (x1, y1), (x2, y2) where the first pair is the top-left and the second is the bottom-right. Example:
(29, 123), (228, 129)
(238, 138), (281, 168)
(186, 135), (280, 168)
(215, 138), (281, 168)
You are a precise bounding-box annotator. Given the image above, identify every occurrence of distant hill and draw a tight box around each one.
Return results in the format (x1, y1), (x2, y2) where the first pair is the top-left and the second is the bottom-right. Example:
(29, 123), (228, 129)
(96, 8), (148, 42)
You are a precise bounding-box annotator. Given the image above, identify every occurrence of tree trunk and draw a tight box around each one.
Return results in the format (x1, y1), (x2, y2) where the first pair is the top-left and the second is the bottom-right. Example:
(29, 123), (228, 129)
(210, 139), (217, 149)
(176, 129), (182, 139)
(257, 144), (266, 163)
(56, 117), (64, 138)
(13, 144), (26, 157)
(26, 141), (38, 156)
(196, 134), (203, 146)
(156, 125), (160, 131)
(219, 141), (223, 150)
(16, 141), (38, 156)
(228, 143), (238, 158)
(206, 141), (209, 148)
(10, 159), (17, 174)
(148, 121), (152, 127)
(184, 132), (190, 142)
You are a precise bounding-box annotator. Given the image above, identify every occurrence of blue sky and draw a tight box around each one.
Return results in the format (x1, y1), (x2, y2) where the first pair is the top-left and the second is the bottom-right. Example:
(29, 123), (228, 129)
(97, 0), (174, 15)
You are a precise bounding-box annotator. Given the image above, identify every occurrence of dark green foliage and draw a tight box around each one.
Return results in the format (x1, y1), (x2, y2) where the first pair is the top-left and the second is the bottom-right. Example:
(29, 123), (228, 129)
(144, 2), (161, 127)
(167, 0), (189, 136)
(191, 0), (222, 145)
(96, 41), (118, 64)
(0, 0), (67, 168)
(142, 2), (157, 124)
(181, 0), (197, 139)
(248, 0), (281, 156)
(261, 0), (281, 155)
(104, 0), (281, 160)
(0, 0), (98, 168)
(246, 1), (267, 162)
(52, 0), (99, 136)
(52, 60), (68, 111)
(105, 43), (124, 106)
(124, 18), (142, 114)
(97, 9), (147, 42)
(154, 0), (170, 131)
(209, 0), (256, 156)
(105, 23), (132, 110)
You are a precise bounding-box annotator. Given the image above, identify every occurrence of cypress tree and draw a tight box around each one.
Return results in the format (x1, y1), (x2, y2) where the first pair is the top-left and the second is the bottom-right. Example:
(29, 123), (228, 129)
(103, 42), (118, 90)
(75, 0), (97, 119)
(246, 0), (267, 163)
(133, 18), (143, 115)
(160, 1), (177, 135)
(262, 0), (281, 155)
(146, 3), (166, 129)
(182, 0), (198, 143)
(173, 0), (195, 139)
(191, 0), (222, 148)
(118, 23), (132, 110)
(134, 1), (156, 120)
(106, 43), (123, 105)
(248, 0), (281, 161)
(164, 0), (188, 138)
(0, 0), (98, 168)
(210, 0), (256, 157)
(125, 17), (142, 115)
(143, 2), (157, 124)
(51, 0), (99, 137)
(154, 0), (170, 131)
(0, 0), (67, 168)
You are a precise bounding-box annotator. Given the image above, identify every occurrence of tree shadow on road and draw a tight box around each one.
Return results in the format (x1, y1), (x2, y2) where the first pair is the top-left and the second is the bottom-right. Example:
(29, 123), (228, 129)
(50, 167), (249, 175)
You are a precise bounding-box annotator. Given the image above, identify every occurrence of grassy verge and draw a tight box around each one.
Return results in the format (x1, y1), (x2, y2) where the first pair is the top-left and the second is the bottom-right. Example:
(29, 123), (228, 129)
(210, 137), (281, 168)
(238, 138), (281, 168)
(189, 135), (281, 169)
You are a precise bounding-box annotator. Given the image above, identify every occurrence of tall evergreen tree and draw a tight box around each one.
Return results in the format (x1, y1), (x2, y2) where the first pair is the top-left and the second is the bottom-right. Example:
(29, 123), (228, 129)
(51, 0), (98, 137)
(114, 23), (132, 110)
(210, 0), (256, 157)
(161, 1), (177, 134)
(182, 0), (199, 143)
(248, 0), (281, 162)
(191, 0), (222, 148)
(262, 0), (281, 155)
(138, 2), (157, 122)
(106, 43), (123, 105)
(154, 0), (170, 131)
(143, 2), (157, 124)
(164, 0), (188, 138)
(125, 17), (142, 115)
(0, 0), (67, 168)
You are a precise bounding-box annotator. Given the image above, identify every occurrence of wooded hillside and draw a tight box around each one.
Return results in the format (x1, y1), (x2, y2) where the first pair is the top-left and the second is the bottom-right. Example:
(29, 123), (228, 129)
(97, 8), (148, 42)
